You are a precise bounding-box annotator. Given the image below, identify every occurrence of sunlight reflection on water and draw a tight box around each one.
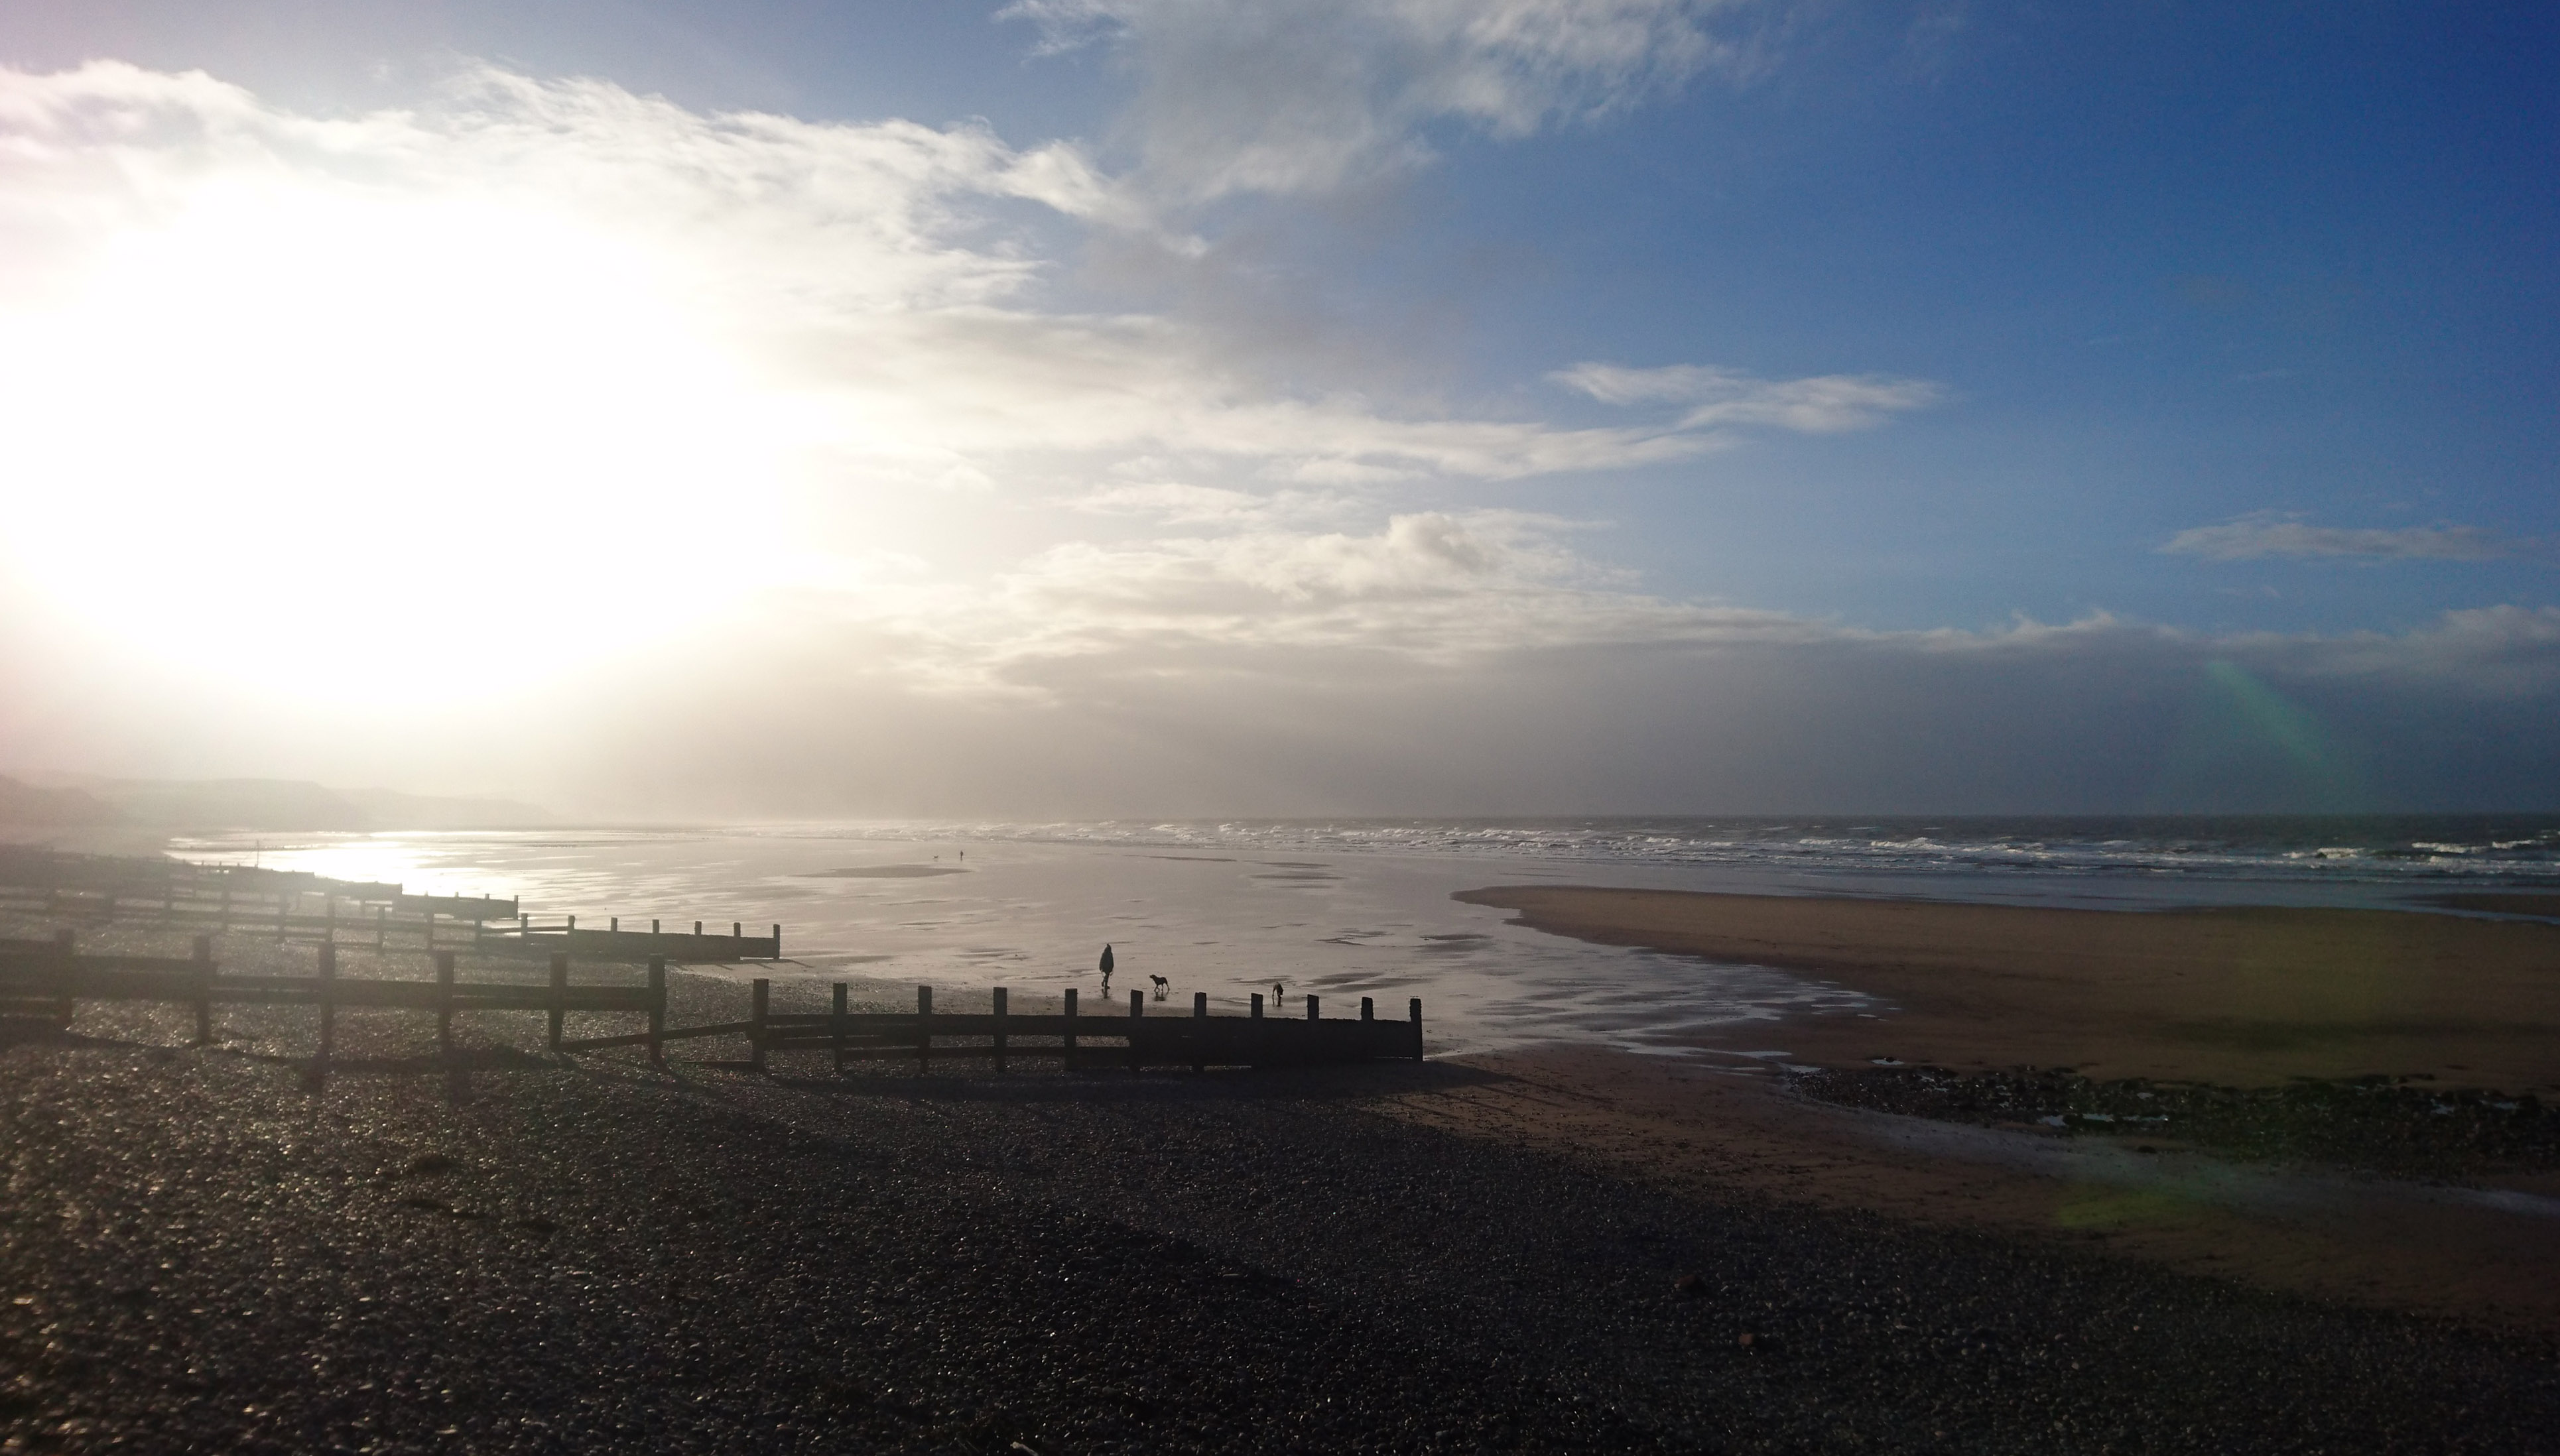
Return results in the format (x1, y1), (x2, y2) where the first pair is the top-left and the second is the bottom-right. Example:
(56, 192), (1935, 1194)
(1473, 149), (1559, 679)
(165, 827), (1870, 1055)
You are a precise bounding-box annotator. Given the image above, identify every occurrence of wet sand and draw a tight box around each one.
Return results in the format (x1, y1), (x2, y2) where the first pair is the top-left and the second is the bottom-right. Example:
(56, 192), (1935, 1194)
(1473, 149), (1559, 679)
(1455, 886), (2560, 1090)
(1383, 1046), (2560, 1336)
(1425, 886), (2560, 1336)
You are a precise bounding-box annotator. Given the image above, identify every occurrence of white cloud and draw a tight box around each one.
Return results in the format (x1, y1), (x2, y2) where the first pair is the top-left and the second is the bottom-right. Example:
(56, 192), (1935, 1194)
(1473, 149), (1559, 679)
(2161, 513), (2531, 564)
(0, 58), (1944, 707)
(1007, 0), (1775, 201)
(1551, 361), (1945, 432)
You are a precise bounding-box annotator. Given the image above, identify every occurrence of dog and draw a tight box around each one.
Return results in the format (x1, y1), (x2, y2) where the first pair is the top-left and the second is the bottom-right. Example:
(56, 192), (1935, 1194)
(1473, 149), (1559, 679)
(1149, 974), (1170, 1001)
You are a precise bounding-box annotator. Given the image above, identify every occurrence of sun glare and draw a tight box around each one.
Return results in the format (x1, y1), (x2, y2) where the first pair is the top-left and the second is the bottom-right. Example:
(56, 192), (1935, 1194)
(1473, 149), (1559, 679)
(1, 180), (812, 705)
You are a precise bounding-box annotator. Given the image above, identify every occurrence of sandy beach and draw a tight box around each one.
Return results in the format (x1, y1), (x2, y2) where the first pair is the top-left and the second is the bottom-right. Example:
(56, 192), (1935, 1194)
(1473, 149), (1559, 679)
(1456, 886), (2560, 1090)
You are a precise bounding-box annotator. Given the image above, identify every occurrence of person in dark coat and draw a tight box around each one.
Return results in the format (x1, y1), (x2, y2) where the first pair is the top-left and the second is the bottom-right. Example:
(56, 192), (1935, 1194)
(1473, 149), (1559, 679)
(1099, 943), (1115, 995)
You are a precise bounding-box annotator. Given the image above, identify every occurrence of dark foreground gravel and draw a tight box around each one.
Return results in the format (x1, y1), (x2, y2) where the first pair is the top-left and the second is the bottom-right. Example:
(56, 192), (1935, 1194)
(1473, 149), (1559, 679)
(3, 999), (2557, 1453)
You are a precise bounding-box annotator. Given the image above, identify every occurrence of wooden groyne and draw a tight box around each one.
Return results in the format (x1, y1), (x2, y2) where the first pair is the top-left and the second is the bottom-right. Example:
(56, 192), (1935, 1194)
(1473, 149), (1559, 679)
(0, 847), (405, 906)
(495, 918), (783, 961)
(0, 849), (775, 961)
(0, 938), (1423, 1075)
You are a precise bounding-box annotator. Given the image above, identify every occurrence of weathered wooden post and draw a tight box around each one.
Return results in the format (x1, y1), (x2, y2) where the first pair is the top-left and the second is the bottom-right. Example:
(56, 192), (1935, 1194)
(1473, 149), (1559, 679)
(831, 982), (848, 1073)
(993, 987), (1009, 1075)
(1129, 987), (1144, 1075)
(192, 934), (214, 1044)
(423, 909), (435, 949)
(693, 920), (702, 938)
(771, 924), (782, 960)
(434, 950), (456, 1053)
(323, 898), (335, 945)
(1307, 993), (1319, 1021)
(1361, 996), (1374, 1020)
(916, 985), (932, 1074)
(732, 922), (743, 960)
(1063, 987), (1078, 1072)
(1251, 992), (1263, 1018)
(1192, 991), (1208, 1073)
(548, 953), (570, 1051)
(647, 955), (667, 1066)
(519, 912), (530, 945)
(566, 914), (576, 934)
(1409, 997), (1424, 1060)
(375, 906), (387, 951)
(749, 979), (770, 1073)
(609, 917), (618, 934)
(316, 941), (338, 1081)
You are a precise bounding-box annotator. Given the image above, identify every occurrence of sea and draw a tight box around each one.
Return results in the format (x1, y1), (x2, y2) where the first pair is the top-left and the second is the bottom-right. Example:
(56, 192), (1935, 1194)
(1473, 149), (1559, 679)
(164, 816), (2560, 1056)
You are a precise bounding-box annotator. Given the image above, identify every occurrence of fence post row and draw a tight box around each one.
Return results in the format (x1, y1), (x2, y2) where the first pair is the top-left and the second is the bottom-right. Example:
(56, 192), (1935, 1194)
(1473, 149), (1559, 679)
(1, 911), (1431, 1071)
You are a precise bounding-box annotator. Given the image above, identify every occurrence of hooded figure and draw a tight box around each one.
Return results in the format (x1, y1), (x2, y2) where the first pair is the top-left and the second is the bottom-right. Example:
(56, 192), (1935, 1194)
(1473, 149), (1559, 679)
(1099, 943), (1115, 991)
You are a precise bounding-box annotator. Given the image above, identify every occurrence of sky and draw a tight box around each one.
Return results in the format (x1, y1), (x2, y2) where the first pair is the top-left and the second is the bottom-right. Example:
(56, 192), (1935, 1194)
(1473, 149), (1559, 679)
(0, 0), (2553, 818)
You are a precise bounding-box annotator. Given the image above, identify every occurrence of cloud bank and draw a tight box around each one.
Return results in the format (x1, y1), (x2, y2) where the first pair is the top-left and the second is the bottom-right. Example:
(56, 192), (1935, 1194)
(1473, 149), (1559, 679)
(0, 55), (2553, 816)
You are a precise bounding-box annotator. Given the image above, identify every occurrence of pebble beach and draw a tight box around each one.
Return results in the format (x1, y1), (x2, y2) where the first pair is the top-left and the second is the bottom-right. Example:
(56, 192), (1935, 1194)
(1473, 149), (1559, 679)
(6, 914), (2560, 1452)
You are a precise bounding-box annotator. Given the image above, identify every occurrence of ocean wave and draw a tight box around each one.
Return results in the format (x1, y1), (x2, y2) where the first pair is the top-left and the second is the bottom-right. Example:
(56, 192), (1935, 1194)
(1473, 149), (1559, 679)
(691, 814), (2560, 888)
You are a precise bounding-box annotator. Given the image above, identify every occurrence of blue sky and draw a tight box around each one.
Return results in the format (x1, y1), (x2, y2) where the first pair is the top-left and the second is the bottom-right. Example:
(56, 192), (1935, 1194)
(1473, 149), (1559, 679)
(0, 1), (2553, 814)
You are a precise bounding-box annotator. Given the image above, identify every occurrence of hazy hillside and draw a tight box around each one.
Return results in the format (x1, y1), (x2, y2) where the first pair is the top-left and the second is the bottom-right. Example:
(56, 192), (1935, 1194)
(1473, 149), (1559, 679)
(0, 776), (123, 825)
(16, 778), (549, 831)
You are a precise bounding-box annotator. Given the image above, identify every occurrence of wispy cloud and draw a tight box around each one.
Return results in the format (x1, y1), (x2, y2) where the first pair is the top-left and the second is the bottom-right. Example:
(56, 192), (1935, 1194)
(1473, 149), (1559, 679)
(1005, 0), (1779, 202)
(1551, 361), (1945, 432)
(2162, 513), (2534, 564)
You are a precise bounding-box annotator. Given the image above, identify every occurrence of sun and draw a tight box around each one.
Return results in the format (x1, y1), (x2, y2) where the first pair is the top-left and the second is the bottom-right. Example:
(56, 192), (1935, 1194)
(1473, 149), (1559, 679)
(0, 178), (810, 705)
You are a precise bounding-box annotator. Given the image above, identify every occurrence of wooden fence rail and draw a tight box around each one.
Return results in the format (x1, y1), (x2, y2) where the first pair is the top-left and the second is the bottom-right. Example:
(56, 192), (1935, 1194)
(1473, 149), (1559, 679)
(0, 941), (1423, 1075)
